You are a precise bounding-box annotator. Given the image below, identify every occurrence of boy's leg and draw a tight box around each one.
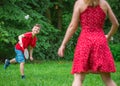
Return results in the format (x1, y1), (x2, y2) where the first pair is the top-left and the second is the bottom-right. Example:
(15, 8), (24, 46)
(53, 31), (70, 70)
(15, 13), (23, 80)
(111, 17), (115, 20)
(10, 58), (16, 63)
(15, 48), (25, 79)
(100, 73), (117, 86)
(4, 57), (17, 69)
(4, 59), (10, 69)
(20, 62), (25, 79)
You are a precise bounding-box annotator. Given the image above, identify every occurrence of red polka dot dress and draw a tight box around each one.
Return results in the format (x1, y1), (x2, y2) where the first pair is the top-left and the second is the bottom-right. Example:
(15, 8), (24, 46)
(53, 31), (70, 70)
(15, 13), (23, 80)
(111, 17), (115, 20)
(71, 5), (116, 74)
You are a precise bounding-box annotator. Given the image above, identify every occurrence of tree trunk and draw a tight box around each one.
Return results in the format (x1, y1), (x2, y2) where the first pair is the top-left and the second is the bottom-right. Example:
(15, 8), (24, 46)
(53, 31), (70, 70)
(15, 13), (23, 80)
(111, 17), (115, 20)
(57, 8), (62, 29)
(57, 0), (62, 29)
(45, 8), (52, 24)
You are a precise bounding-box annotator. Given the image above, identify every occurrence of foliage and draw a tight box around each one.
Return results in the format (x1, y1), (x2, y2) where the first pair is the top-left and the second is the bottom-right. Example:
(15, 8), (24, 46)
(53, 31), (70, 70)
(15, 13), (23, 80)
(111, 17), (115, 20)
(62, 13), (72, 30)
(109, 43), (120, 61)
(61, 0), (120, 61)
(0, 0), (60, 60)
(104, 0), (120, 42)
(0, 0), (120, 61)
(34, 23), (60, 60)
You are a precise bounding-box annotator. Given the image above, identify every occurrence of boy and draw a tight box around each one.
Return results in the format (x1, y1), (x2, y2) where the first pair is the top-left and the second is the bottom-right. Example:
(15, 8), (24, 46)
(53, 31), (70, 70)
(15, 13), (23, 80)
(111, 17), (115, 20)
(4, 24), (41, 79)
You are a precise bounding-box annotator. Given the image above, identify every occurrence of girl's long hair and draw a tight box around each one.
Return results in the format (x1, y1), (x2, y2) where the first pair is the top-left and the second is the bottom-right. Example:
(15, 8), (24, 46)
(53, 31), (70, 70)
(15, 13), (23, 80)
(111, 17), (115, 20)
(84, 0), (99, 7)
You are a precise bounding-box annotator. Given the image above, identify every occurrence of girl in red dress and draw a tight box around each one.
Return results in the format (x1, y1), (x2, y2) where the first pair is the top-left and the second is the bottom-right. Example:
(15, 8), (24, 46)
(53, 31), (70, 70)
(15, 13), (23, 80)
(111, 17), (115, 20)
(58, 0), (119, 86)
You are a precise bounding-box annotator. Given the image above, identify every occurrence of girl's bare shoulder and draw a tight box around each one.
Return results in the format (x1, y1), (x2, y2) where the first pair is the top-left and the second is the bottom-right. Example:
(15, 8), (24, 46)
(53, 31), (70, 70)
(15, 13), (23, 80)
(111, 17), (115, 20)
(100, 0), (109, 7)
(76, 0), (85, 5)
(75, 0), (87, 13)
(99, 0), (110, 14)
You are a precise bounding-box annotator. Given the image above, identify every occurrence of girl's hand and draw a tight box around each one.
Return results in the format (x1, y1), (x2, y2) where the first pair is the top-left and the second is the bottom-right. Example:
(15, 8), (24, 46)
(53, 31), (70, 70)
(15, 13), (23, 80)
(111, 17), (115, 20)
(58, 45), (65, 57)
(105, 35), (113, 41)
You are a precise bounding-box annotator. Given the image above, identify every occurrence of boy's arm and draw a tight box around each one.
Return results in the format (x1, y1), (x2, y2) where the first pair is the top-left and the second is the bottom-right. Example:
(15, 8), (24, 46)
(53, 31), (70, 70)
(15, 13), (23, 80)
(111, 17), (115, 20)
(29, 46), (34, 61)
(18, 34), (25, 47)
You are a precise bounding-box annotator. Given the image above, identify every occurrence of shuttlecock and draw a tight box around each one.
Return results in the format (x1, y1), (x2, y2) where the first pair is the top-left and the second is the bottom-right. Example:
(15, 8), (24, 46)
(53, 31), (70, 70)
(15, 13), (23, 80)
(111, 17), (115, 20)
(25, 15), (29, 20)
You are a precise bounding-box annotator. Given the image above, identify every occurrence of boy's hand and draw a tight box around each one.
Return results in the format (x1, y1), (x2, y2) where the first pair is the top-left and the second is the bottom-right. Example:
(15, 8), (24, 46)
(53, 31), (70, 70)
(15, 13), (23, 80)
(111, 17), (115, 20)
(30, 57), (34, 61)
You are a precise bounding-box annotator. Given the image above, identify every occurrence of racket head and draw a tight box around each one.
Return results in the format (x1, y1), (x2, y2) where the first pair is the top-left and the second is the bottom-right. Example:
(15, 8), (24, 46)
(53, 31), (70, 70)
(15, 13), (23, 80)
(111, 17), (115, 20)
(24, 48), (29, 59)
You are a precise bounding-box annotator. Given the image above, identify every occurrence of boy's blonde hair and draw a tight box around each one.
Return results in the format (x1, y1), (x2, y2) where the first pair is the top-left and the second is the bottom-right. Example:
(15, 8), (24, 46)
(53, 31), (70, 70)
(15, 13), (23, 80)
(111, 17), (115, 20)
(35, 24), (41, 28)
(84, 0), (99, 7)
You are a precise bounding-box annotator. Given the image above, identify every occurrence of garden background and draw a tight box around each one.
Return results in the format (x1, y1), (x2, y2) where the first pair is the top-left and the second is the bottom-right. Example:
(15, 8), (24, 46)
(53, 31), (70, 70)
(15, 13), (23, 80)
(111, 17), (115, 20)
(0, 0), (120, 86)
(0, 0), (120, 61)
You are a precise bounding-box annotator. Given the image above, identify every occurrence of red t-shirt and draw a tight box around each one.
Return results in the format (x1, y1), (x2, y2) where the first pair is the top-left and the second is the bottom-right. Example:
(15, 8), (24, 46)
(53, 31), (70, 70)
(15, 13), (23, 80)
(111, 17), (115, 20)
(15, 32), (37, 52)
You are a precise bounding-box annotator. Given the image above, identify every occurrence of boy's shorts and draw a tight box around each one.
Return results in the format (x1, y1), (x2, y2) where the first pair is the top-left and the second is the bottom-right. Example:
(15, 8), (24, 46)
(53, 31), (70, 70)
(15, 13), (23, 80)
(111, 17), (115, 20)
(15, 48), (25, 63)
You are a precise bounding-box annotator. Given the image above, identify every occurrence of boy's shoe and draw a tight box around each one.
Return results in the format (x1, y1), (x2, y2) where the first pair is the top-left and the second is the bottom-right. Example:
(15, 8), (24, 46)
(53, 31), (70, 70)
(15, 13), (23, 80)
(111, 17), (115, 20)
(4, 59), (10, 69)
(21, 75), (25, 79)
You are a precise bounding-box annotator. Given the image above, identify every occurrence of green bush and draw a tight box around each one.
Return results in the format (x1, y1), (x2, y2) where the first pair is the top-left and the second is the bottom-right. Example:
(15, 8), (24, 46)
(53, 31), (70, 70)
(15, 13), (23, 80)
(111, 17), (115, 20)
(0, 1), (60, 61)
(0, 0), (120, 61)
(109, 44), (120, 61)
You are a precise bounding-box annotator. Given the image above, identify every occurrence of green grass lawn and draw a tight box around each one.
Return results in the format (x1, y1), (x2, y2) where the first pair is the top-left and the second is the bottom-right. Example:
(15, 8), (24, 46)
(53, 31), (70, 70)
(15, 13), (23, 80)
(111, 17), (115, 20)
(0, 61), (120, 86)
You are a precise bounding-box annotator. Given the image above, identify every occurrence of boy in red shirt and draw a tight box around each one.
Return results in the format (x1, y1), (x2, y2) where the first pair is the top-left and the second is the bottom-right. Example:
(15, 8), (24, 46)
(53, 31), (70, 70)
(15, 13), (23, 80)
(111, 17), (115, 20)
(4, 24), (41, 79)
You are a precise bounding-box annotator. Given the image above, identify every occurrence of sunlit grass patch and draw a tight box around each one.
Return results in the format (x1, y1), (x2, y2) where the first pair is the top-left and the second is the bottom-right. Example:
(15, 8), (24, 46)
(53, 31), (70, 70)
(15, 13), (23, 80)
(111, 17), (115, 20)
(0, 61), (119, 86)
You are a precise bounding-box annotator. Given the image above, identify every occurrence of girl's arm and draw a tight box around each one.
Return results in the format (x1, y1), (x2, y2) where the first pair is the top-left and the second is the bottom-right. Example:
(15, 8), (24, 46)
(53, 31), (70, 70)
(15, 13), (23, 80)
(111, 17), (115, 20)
(61, 1), (80, 47)
(105, 1), (119, 41)
(58, 1), (81, 57)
